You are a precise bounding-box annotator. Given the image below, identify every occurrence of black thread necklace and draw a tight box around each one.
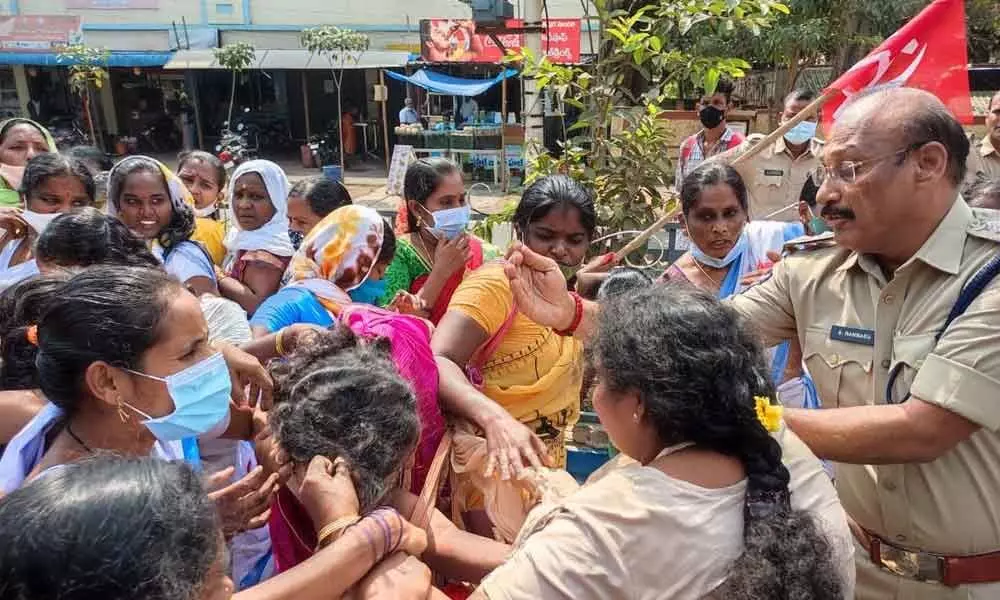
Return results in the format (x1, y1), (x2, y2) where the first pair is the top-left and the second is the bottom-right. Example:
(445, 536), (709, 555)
(65, 423), (94, 454)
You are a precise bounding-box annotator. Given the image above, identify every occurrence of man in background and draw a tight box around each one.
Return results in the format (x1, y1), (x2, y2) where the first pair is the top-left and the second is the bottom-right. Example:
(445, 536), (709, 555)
(399, 97), (420, 125)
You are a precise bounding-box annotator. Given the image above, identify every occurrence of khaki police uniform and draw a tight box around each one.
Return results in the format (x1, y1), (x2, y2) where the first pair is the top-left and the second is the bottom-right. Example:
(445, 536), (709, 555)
(725, 133), (824, 221)
(729, 199), (1000, 599)
(966, 135), (1000, 189)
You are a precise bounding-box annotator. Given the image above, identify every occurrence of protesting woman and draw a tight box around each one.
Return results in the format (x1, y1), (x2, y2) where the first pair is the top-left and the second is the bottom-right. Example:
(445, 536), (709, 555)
(0, 118), (57, 207)
(286, 176), (352, 249)
(432, 174), (593, 537)
(249, 205), (396, 335)
(661, 162), (816, 408)
(453, 285), (853, 599)
(0, 455), (432, 600)
(218, 160), (295, 315)
(108, 156), (218, 296)
(381, 158), (498, 323)
(0, 153), (95, 290)
(178, 151), (229, 265)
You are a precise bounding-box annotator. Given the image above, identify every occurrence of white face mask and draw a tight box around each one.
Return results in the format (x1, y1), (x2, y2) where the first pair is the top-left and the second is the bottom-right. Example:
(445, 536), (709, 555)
(21, 210), (60, 234)
(193, 204), (217, 218)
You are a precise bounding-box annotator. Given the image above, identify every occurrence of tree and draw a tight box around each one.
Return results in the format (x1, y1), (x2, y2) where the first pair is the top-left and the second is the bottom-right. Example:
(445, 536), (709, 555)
(511, 0), (787, 246)
(57, 44), (110, 147)
(214, 42), (256, 127)
(302, 26), (370, 174)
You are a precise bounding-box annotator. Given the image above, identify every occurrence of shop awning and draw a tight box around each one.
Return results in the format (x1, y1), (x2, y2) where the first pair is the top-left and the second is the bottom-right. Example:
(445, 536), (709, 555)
(164, 49), (412, 71)
(384, 68), (518, 96)
(0, 50), (172, 67)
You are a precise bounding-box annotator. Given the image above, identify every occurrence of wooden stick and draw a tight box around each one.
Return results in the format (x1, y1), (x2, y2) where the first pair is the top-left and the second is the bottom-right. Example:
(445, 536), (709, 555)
(731, 91), (834, 167)
(613, 205), (679, 262)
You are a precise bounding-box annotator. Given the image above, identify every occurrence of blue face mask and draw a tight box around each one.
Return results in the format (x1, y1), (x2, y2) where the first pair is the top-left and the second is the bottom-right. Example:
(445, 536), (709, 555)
(783, 120), (817, 146)
(348, 277), (387, 305)
(425, 204), (471, 240)
(124, 352), (232, 442)
(806, 205), (830, 235)
(690, 228), (749, 269)
(289, 229), (305, 250)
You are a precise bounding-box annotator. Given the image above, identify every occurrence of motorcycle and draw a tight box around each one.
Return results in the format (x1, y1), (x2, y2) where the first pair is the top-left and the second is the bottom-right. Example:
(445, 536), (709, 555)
(215, 120), (254, 171)
(47, 116), (87, 150)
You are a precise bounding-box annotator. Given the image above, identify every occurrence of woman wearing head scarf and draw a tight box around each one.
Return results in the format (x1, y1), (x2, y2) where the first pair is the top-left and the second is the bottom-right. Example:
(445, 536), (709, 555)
(218, 160), (294, 315)
(107, 155), (218, 297)
(249, 204), (396, 336)
(0, 119), (57, 207)
(0, 153), (95, 291)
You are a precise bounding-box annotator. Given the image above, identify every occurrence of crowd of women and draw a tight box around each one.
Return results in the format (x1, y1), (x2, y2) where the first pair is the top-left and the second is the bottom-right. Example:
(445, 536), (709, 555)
(0, 116), (857, 599)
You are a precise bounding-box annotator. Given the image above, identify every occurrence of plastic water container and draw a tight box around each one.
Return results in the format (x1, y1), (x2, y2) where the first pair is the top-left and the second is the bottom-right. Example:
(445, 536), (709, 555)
(322, 165), (343, 183)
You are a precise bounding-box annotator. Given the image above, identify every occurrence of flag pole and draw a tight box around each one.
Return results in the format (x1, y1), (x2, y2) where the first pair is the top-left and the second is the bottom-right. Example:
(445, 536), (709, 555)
(732, 90), (835, 166)
(615, 90), (836, 263)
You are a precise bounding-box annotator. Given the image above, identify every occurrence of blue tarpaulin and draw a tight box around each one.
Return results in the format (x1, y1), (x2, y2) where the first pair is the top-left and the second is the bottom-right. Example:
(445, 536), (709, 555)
(384, 68), (518, 97)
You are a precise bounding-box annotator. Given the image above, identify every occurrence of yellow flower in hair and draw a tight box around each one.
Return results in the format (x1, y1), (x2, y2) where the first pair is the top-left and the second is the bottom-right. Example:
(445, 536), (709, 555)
(754, 396), (783, 433)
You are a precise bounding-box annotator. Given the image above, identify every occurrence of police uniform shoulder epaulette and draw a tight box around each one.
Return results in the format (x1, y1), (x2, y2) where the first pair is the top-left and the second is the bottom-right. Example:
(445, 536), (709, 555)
(968, 208), (1000, 243)
(782, 230), (837, 254)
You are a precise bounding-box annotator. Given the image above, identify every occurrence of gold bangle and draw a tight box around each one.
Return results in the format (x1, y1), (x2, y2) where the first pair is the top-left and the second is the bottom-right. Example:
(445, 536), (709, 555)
(275, 328), (287, 357)
(315, 514), (361, 551)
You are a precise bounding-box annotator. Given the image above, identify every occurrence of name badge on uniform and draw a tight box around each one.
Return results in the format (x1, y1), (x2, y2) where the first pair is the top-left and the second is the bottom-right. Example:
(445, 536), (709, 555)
(830, 325), (875, 346)
(764, 169), (785, 177)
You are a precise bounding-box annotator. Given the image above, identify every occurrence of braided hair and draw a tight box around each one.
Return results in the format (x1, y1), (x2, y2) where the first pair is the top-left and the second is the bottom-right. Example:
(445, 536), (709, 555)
(268, 326), (420, 513)
(594, 284), (842, 599)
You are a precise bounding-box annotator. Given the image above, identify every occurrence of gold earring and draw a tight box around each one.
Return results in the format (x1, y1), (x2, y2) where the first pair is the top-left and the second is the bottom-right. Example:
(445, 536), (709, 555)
(633, 412), (640, 423)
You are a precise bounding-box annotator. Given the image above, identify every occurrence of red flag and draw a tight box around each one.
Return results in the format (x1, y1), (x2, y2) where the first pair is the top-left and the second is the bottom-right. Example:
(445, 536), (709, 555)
(822, 0), (972, 132)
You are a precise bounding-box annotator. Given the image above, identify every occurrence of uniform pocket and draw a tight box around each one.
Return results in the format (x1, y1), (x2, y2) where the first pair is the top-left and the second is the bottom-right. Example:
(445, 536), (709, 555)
(803, 326), (873, 408)
(886, 332), (937, 403)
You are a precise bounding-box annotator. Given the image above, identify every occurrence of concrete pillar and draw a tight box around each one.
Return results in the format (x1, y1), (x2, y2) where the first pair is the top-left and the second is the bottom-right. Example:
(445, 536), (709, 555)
(12, 65), (28, 117)
(100, 73), (118, 136)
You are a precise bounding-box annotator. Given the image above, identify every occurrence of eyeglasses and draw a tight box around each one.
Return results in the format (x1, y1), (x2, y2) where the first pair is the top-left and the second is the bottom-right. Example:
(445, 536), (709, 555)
(812, 142), (926, 186)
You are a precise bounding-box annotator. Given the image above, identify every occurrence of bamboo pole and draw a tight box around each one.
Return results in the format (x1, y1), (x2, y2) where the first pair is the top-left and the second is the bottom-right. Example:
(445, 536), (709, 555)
(616, 91), (834, 262)
(302, 71), (311, 139)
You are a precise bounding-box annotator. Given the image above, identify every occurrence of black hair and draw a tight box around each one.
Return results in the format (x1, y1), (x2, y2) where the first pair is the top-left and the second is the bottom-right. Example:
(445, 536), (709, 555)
(967, 177), (1000, 210)
(109, 156), (195, 252)
(594, 285), (842, 599)
(0, 275), (67, 390)
(799, 173), (819, 208)
(378, 219), (397, 266)
(513, 174), (597, 238)
(403, 158), (462, 233)
(680, 161), (749, 216)
(19, 153), (96, 206)
(596, 267), (653, 302)
(900, 99), (970, 187)
(65, 146), (113, 172)
(35, 207), (160, 271)
(177, 150), (227, 191)
(784, 89), (816, 106)
(290, 175), (353, 219)
(0, 455), (219, 600)
(0, 119), (48, 143)
(269, 327), (420, 513)
(34, 266), (182, 416)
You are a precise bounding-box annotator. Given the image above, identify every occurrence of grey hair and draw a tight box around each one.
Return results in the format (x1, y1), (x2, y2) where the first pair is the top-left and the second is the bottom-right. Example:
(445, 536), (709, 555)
(268, 326), (420, 512)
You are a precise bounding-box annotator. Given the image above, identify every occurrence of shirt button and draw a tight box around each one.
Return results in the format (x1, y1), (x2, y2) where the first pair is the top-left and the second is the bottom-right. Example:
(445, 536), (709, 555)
(881, 359), (891, 369)
(883, 481), (897, 491)
(896, 534), (907, 542)
(829, 353), (840, 364)
(883, 295), (895, 304)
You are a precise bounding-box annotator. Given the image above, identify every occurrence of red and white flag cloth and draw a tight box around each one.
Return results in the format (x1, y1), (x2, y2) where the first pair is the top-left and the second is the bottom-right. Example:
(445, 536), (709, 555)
(822, 0), (972, 132)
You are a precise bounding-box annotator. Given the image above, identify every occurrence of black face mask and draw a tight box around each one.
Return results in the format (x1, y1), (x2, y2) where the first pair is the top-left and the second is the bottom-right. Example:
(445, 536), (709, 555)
(699, 105), (725, 129)
(289, 229), (304, 251)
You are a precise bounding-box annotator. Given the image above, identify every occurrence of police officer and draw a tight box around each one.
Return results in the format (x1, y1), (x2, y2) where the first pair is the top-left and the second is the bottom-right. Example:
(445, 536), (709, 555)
(726, 90), (825, 222)
(502, 87), (1000, 599)
(965, 90), (1000, 191)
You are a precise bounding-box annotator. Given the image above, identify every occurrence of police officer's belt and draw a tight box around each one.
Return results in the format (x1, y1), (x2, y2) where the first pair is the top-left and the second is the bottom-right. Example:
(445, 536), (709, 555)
(849, 518), (1000, 586)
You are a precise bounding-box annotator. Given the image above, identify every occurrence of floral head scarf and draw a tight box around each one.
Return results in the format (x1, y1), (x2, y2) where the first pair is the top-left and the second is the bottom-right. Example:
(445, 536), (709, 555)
(285, 205), (386, 312)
